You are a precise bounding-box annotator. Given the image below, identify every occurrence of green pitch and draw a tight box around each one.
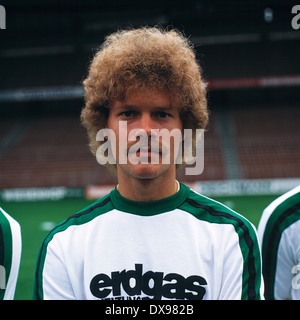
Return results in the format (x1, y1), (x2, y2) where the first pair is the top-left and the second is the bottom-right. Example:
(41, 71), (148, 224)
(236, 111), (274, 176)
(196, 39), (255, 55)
(1, 194), (279, 300)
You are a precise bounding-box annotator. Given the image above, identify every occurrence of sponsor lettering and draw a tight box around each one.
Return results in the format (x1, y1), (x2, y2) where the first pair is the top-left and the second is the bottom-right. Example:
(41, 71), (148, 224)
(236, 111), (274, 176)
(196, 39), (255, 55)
(90, 263), (207, 300)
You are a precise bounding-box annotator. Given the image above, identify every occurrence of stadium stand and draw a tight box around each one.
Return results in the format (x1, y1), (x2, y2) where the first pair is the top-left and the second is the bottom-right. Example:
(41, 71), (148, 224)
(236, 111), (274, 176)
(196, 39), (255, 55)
(233, 105), (300, 179)
(0, 115), (117, 188)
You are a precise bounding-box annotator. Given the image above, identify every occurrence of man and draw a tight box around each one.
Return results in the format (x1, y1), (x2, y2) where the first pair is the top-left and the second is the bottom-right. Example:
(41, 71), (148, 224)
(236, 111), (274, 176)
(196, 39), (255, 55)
(34, 27), (263, 300)
(258, 185), (300, 300)
(0, 207), (22, 300)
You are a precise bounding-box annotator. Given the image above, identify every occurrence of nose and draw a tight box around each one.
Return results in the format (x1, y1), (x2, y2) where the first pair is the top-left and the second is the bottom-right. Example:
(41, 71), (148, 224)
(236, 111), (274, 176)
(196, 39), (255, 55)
(138, 113), (153, 136)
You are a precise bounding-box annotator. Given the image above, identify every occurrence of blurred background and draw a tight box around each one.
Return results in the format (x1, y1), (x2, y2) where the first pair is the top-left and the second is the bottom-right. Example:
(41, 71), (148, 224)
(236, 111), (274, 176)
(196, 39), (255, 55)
(0, 0), (300, 299)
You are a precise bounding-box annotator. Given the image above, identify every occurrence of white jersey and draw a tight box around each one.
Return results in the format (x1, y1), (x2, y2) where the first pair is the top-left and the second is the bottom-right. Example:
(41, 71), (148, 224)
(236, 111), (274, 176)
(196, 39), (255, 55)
(0, 207), (22, 300)
(34, 183), (263, 300)
(258, 185), (300, 300)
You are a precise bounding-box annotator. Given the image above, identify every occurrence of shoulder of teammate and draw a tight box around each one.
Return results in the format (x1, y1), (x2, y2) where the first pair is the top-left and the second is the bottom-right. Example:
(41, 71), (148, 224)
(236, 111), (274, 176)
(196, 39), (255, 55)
(0, 206), (21, 238)
(257, 185), (300, 300)
(0, 207), (22, 300)
(257, 185), (300, 244)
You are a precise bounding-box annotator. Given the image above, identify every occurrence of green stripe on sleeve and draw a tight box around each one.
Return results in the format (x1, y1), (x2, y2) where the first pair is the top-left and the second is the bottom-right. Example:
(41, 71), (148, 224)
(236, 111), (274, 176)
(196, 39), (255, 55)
(0, 211), (13, 300)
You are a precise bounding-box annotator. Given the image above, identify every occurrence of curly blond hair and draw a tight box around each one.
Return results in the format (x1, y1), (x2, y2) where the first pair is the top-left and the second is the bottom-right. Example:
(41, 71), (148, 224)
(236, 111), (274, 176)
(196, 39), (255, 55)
(81, 26), (208, 170)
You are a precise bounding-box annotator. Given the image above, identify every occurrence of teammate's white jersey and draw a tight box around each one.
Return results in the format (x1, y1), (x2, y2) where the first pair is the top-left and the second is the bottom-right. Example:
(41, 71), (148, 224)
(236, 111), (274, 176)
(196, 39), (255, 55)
(0, 207), (22, 300)
(258, 185), (300, 300)
(34, 183), (263, 300)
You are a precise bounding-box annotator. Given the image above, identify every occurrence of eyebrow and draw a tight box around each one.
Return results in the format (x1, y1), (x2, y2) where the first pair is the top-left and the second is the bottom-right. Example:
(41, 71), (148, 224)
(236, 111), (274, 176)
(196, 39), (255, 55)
(118, 105), (173, 111)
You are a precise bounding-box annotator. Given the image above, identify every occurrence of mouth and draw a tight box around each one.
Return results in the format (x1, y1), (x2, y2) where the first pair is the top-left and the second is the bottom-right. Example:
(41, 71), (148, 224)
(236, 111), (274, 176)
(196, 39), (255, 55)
(135, 149), (161, 157)
(126, 147), (162, 165)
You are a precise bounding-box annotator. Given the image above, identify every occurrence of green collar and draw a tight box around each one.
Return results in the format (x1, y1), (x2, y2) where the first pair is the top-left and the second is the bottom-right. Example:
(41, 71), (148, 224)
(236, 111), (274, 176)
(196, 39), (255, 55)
(109, 182), (190, 216)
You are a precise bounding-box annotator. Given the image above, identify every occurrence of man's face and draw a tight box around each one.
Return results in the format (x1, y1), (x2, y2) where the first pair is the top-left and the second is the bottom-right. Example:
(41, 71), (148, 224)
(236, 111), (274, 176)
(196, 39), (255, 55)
(106, 89), (183, 180)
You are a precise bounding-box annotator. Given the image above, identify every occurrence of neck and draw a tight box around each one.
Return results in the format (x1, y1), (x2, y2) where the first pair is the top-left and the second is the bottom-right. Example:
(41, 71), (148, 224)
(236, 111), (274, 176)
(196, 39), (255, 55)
(117, 171), (179, 202)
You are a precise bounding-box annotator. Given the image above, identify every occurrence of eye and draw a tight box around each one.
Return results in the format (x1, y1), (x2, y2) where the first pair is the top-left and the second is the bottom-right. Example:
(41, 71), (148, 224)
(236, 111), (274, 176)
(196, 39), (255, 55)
(157, 111), (170, 119)
(120, 110), (135, 118)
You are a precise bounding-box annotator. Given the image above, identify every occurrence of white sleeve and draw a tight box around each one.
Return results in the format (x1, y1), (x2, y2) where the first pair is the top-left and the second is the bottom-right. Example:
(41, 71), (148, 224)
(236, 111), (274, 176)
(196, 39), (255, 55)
(218, 230), (244, 299)
(219, 224), (263, 300)
(275, 220), (300, 300)
(292, 253), (300, 300)
(41, 238), (76, 300)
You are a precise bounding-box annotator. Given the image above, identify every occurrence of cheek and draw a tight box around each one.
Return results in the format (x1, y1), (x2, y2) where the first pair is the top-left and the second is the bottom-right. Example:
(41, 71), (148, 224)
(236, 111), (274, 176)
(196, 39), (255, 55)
(105, 115), (114, 131)
(106, 118), (122, 141)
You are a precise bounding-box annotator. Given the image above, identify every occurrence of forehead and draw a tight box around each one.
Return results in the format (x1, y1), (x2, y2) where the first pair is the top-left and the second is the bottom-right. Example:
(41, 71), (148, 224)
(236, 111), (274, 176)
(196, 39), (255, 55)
(109, 89), (172, 110)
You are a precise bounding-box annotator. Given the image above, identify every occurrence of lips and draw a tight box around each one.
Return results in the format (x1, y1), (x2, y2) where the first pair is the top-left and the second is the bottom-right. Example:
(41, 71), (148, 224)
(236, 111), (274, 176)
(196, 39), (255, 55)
(134, 149), (161, 159)
(128, 146), (161, 155)
(138, 148), (160, 153)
